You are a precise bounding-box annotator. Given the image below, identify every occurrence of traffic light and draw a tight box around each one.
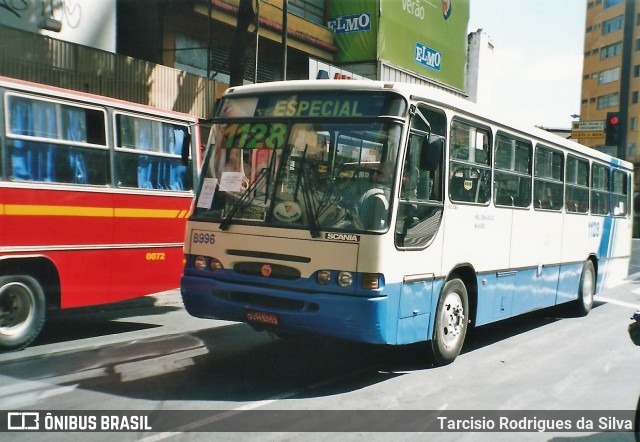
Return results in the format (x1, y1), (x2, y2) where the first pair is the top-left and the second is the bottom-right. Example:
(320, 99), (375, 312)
(605, 112), (621, 146)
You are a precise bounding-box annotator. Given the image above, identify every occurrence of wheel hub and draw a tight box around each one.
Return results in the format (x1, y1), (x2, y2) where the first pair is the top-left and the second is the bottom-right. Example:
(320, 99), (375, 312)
(441, 295), (465, 344)
(0, 282), (35, 335)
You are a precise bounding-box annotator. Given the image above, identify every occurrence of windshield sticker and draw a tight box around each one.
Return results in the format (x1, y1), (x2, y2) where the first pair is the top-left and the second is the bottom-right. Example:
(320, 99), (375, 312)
(197, 178), (218, 209)
(273, 201), (303, 223)
(219, 172), (245, 192)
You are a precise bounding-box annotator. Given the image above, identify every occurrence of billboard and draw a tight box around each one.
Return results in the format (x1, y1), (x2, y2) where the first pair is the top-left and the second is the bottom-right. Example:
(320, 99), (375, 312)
(327, 0), (378, 63)
(379, 0), (469, 90)
(328, 0), (469, 91)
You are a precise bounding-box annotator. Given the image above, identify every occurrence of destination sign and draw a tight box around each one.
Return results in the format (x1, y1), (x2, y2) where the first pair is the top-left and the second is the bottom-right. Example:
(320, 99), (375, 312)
(217, 92), (406, 119)
(272, 99), (364, 117)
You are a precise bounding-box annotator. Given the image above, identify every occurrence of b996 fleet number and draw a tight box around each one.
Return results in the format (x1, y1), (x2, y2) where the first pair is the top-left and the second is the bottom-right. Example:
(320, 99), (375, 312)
(193, 232), (215, 244)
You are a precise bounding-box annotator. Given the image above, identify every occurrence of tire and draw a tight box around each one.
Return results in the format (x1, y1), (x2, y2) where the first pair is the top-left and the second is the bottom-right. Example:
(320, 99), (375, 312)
(431, 278), (469, 365)
(0, 275), (46, 351)
(575, 260), (595, 317)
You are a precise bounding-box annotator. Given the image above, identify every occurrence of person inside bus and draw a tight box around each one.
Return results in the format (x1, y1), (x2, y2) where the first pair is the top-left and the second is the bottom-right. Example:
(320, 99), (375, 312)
(358, 161), (393, 230)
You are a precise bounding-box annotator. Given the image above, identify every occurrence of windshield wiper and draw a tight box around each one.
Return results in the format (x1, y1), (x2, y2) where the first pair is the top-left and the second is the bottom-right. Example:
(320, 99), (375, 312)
(219, 149), (275, 231)
(295, 145), (321, 238)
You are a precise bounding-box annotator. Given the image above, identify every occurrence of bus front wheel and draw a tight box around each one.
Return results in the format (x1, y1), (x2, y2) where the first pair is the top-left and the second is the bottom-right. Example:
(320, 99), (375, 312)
(575, 260), (595, 317)
(431, 278), (469, 365)
(0, 275), (46, 351)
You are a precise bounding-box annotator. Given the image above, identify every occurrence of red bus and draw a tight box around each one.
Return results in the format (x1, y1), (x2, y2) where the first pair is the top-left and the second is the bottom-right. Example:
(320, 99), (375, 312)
(0, 76), (201, 351)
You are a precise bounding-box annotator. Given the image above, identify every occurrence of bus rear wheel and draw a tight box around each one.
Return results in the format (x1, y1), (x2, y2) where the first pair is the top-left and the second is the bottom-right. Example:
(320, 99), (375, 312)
(431, 278), (469, 365)
(575, 260), (595, 317)
(0, 275), (46, 351)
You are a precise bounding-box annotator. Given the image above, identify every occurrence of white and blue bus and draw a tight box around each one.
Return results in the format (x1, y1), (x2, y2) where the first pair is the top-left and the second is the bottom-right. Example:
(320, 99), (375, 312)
(181, 80), (632, 365)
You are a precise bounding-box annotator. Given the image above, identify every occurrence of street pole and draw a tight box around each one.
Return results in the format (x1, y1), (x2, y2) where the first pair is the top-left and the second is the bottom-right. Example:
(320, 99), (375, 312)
(254, 0), (260, 83)
(282, 0), (287, 81)
(207, 0), (212, 79)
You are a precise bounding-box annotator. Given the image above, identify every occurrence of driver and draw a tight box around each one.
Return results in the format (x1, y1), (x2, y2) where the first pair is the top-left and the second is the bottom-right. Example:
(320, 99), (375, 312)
(358, 162), (393, 230)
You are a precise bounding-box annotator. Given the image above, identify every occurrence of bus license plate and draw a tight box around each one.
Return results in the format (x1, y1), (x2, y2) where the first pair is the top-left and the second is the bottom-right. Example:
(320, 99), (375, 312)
(246, 310), (279, 326)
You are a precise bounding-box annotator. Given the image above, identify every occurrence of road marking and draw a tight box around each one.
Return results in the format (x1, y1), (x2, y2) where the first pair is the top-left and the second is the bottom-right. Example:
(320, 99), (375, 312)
(138, 366), (376, 440)
(138, 393), (296, 441)
(0, 368), (108, 398)
(0, 384), (78, 409)
(594, 295), (640, 310)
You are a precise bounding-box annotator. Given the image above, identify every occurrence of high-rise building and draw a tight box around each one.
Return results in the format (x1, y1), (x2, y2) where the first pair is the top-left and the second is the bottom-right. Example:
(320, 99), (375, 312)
(579, 0), (639, 187)
(466, 29), (494, 107)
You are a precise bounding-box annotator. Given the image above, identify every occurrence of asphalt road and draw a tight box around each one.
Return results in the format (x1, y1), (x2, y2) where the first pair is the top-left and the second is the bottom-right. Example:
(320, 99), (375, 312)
(1, 242), (640, 441)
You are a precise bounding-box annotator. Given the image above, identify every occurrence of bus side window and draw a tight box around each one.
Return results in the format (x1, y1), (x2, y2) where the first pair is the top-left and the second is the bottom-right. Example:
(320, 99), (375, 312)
(115, 114), (191, 191)
(591, 163), (610, 215)
(396, 105), (445, 248)
(8, 96), (33, 180)
(7, 95), (108, 185)
(611, 169), (629, 217)
(534, 145), (564, 211)
(493, 132), (532, 208)
(448, 119), (491, 204)
(565, 155), (589, 213)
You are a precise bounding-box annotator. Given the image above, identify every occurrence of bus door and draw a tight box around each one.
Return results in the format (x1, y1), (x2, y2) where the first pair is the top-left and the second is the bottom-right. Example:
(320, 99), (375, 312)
(395, 104), (446, 344)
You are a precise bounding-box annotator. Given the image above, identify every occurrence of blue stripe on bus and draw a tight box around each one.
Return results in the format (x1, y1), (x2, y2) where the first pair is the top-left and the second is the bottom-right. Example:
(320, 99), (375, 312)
(182, 260), (594, 346)
(181, 274), (396, 344)
(473, 263), (582, 327)
(598, 216), (613, 259)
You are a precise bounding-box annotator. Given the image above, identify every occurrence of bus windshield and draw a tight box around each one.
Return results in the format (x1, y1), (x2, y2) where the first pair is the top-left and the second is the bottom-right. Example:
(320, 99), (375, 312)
(193, 92), (406, 235)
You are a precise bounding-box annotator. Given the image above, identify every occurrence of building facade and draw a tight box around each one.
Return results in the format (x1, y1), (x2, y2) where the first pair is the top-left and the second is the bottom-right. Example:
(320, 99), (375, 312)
(466, 29), (494, 106)
(579, 0), (639, 187)
(0, 0), (472, 117)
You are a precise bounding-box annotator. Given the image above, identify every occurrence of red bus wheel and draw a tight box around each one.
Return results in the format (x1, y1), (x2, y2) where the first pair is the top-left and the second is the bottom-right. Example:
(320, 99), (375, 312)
(0, 275), (46, 351)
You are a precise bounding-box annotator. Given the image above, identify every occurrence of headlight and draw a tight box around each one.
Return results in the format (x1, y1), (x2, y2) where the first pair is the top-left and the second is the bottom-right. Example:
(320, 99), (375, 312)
(337, 271), (353, 287)
(317, 270), (332, 285)
(193, 256), (223, 271)
(209, 257), (223, 271)
(194, 255), (207, 271)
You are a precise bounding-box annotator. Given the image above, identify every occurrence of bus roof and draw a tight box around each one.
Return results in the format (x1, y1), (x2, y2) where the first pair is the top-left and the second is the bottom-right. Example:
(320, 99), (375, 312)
(223, 79), (632, 170)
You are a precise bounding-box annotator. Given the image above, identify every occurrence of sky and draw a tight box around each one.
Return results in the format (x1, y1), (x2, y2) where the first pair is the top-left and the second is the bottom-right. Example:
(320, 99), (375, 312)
(467, 0), (586, 129)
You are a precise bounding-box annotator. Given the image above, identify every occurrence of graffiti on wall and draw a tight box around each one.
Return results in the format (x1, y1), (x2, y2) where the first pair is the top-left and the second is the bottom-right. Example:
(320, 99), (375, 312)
(0, 0), (82, 29)
(0, 0), (114, 52)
